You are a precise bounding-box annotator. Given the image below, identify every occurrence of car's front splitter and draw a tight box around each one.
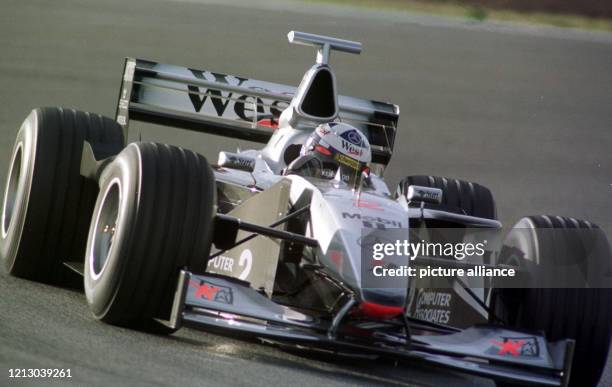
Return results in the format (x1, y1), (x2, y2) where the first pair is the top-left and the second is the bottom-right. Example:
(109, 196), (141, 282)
(163, 270), (573, 387)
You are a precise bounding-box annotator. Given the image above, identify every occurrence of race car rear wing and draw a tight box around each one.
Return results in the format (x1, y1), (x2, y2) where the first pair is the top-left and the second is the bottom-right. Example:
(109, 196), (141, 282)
(115, 58), (400, 168)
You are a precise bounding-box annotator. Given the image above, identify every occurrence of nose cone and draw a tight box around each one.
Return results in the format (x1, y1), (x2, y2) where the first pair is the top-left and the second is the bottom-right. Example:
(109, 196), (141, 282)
(309, 187), (410, 311)
(318, 228), (408, 312)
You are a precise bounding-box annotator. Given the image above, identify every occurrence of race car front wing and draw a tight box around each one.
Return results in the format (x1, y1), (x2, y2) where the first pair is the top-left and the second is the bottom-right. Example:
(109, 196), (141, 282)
(164, 270), (574, 387)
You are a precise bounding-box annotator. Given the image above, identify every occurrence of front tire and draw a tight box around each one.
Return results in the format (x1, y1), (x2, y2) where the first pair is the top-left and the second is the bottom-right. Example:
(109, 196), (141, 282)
(492, 215), (612, 387)
(396, 175), (496, 220)
(84, 142), (216, 329)
(0, 107), (124, 285)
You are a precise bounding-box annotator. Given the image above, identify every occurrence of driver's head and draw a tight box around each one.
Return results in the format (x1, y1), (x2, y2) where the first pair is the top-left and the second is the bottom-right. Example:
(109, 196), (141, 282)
(301, 122), (371, 185)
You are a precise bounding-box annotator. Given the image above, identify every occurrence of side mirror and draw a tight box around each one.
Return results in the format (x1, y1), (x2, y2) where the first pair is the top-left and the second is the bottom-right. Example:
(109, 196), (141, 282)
(217, 152), (256, 172)
(406, 185), (443, 205)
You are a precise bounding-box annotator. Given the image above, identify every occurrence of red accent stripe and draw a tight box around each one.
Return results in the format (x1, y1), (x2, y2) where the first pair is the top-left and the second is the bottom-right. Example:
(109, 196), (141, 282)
(256, 119), (278, 129)
(315, 145), (332, 156)
(356, 302), (404, 320)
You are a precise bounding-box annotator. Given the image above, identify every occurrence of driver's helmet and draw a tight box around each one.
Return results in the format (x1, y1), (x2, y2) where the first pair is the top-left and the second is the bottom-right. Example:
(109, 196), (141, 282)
(299, 122), (371, 185)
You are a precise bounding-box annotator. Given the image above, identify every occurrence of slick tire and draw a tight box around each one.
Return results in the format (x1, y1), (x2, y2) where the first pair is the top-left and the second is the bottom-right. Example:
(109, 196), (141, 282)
(491, 216), (612, 387)
(0, 107), (124, 285)
(84, 142), (216, 330)
(396, 175), (496, 220)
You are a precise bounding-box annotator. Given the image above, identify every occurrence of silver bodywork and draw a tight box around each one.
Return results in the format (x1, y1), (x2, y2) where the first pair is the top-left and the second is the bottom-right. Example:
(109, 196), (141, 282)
(116, 29), (509, 315)
(114, 32), (573, 386)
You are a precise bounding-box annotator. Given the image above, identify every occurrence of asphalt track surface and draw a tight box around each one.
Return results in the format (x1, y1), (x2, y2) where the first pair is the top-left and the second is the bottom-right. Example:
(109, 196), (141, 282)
(1, 0), (611, 386)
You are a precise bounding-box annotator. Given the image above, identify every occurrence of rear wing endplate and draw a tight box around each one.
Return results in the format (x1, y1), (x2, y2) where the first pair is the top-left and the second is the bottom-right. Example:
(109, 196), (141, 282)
(116, 58), (400, 167)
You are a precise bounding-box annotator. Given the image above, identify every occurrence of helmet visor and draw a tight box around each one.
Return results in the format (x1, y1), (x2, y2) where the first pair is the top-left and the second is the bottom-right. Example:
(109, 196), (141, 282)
(310, 146), (366, 186)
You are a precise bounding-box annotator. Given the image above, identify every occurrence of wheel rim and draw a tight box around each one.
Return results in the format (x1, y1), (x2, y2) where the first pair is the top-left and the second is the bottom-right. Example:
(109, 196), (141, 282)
(90, 179), (121, 279)
(2, 143), (23, 239)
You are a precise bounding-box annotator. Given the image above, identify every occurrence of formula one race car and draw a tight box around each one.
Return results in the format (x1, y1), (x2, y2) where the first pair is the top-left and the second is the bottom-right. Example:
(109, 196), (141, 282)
(1, 31), (610, 387)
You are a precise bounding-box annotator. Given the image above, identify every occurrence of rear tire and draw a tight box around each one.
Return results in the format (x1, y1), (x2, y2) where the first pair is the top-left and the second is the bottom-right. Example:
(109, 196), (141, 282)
(396, 175), (496, 220)
(492, 216), (612, 387)
(0, 107), (124, 285)
(84, 142), (216, 330)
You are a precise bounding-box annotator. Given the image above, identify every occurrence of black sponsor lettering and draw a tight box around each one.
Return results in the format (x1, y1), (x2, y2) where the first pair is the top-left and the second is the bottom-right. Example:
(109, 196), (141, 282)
(270, 99), (288, 118)
(234, 94), (264, 121)
(186, 71), (290, 125)
(188, 70), (249, 115)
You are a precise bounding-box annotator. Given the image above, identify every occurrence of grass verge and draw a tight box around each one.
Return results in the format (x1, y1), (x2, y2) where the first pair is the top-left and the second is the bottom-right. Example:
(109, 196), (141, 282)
(303, 0), (612, 32)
